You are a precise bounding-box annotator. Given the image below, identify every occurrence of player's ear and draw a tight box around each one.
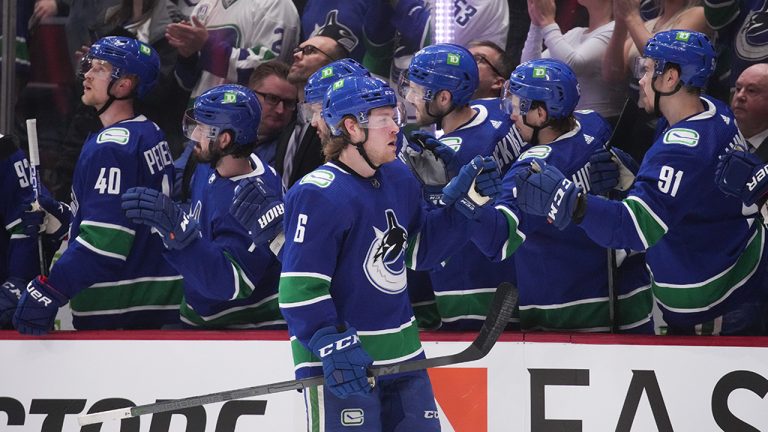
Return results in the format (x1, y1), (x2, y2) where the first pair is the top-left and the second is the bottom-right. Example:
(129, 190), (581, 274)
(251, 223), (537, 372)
(437, 89), (452, 107)
(343, 117), (364, 141)
(218, 131), (233, 150)
(114, 76), (138, 98)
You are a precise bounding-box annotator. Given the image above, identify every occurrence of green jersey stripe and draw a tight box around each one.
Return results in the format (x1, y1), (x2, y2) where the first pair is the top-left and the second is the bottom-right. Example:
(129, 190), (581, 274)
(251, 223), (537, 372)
(623, 197), (668, 249)
(653, 225), (764, 312)
(69, 278), (184, 312)
(434, 289), (495, 322)
(179, 294), (283, 328)
(496, 205), (526, 260)
(279, 274), (331, 305)
(77, 221), (135, 259)
(5, 217), (21, 231)
(406, 231), (421, 269)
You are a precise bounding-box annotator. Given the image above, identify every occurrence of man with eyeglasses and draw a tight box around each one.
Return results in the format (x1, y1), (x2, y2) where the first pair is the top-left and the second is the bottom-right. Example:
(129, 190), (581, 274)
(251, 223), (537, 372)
(276, 33), (348, 189)
(468, 40), (513, 100)
(248, 61), (299, 166)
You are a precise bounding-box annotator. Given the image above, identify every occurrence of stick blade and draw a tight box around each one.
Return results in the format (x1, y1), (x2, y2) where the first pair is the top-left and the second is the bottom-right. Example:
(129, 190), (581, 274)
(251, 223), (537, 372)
(78, 406), (134, 426)
(471, 281), (517, 357)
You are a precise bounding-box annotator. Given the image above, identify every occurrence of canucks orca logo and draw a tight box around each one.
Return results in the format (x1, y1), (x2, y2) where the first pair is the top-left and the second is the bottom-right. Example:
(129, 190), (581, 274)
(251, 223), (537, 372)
(736, 0), (768, 61)
(313, 10), (359, 54)
(363, 209), (408, 294)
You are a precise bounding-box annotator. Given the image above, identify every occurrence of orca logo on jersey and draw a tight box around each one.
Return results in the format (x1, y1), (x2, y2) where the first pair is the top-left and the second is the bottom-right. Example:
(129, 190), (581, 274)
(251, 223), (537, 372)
(363, 209), (408, 294)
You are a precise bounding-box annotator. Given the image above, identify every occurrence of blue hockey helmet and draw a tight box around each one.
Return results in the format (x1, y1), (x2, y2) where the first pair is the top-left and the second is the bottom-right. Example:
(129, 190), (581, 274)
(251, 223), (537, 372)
(406, 43), (479, 106)
(642, 29), (715, 88)
(502, 58), (580, 119)
(322, 76), (403, 136)
(305, 58), (370, 104)
(83, 36), (160, 98)
(184, 84), (262, 147)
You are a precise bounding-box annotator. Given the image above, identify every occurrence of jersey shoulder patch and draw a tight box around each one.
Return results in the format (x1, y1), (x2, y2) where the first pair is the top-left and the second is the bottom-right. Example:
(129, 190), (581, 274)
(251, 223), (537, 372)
(96, 128), (131, 145)
(662, 128), (700, 147)
(300, 169), (335, 188)
(518, 145), (552, 160)
(439, 136), (462, 152)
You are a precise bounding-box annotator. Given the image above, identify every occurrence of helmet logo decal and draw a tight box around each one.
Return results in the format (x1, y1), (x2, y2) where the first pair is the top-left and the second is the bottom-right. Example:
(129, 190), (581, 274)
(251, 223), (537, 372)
(139, 44), (152, 56)
(447, 53), (460, 65)
(364, 209), (407, 294)
(333, 79), (344, 90)
(675, 31), (691, 42)
(533, 67), (547, 78)
(321, 67), (334, 78)
(222, 92), (237, 103)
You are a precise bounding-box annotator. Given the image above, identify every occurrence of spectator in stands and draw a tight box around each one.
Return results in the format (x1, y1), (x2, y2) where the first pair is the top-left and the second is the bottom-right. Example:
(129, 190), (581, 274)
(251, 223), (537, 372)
(523, 0), (626, 123)
(166, 0), (299, 99)
(732, 63), (768, 155)
(705, 0), (768, 97)
(247, 61), (298, 167)
(468, 40), (514, 100)
(275, 32), (348, 189)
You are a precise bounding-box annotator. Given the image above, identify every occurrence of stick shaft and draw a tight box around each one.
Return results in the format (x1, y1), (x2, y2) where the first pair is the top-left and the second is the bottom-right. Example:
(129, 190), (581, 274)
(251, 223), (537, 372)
(26, 118), (47, 275)
(79, 282), (517, 426)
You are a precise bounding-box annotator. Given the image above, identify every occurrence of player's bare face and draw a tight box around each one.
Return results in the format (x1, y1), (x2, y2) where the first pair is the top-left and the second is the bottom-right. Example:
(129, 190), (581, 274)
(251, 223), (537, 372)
(404, 83), (436, 126)
(637, 58), (656, 114)
(362, 107), (400, 165)
(81, 59), (113, 108)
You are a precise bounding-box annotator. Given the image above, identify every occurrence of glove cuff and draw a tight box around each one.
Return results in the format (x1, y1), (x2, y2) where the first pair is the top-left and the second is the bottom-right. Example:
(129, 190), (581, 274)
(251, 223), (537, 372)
(34, 276), (69, 305)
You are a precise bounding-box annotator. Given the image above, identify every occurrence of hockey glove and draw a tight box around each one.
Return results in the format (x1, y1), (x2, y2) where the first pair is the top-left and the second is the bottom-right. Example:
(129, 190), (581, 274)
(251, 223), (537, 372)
(515, 161), (584, 230)
(0, 277), (25, 328)
(400, 131), (460, 206)
(20, 202), (45, 236)
(442, 156), (502, 219)
(309, 325), (374, 399)
(36, 195), (72, 240)
(230, 177), (285, 245)
(13, 276), (68, 335)
(121, 187), (201, 250)
(588, 147), (639, 194)
(715, 149), (768, 206)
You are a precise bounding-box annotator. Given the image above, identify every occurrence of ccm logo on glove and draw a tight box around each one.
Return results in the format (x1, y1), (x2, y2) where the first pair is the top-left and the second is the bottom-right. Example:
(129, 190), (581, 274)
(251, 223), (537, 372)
(316, 334), (361, 358)
(548, 179), (573, 222)
(258, 203), (284, 229)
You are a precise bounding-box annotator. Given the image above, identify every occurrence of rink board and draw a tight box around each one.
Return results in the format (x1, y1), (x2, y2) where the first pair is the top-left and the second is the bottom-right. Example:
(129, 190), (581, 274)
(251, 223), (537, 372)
(1, 331), (767, 431)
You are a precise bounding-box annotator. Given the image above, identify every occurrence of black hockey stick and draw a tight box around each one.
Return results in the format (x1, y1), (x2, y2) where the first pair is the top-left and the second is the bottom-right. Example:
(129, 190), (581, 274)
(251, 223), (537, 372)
(78, 282), (518, 426)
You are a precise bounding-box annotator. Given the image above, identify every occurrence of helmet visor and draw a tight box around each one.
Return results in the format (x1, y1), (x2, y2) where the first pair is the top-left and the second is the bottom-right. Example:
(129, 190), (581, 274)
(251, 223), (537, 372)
(360, 103), (406, 130)
(300, 101), (323, 122)
(183, 109), (220, 146)
(633, 56), (659, 81)
(501, 82), (522, 116)
(79, 55), (114, 81)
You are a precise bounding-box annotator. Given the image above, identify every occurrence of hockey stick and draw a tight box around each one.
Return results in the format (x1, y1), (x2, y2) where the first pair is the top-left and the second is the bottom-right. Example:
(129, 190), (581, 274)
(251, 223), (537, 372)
(603, 98), (639, 332)
(26, 118), (47, 276)
(78, 281), (518, 426)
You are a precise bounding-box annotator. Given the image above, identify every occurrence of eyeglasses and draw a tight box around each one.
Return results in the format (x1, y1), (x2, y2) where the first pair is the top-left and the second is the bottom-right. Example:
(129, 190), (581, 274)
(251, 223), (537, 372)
(293, 44), (335, 61)
(254, 91), (298, 111)
(473, 54), (504, 78)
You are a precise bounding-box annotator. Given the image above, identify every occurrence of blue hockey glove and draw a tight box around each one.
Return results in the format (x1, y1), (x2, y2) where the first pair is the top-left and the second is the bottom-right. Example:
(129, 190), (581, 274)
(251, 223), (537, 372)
(442, 156), (502, 219)
(715, 149), (768, 206)
(0, 277), (25, 327)
(13, 276), (68, 335)
(515, 161), (584, 230)
(309, 325), (374, 399)
(37, 195), (72, 240)
(20, 202), (44, 236)
(588, 147), (639, 194)
(401, 131), (460, 206)
(230, 177), (285, 245)
(121, 187), (200, 250)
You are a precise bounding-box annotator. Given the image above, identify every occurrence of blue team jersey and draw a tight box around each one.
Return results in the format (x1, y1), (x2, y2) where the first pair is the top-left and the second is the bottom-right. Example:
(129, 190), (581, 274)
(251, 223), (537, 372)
(580, 96), (768, 327)
(0, 147), (38, 283)
(50, 116), (184, 329)
(169, 154), (284, 328)
(279, 160), (469, 379)
(474, 110), (653, 331)
(425, 99), (527, 330)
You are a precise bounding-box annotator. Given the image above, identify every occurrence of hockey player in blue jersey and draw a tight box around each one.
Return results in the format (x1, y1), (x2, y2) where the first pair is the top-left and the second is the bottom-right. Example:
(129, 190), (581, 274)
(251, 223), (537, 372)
(399, 43), (524, 330)
(122, 84), (284, 329)
(10, 37), (184, 334)
(466, 58), (654, 332)
(515, 30), (768, 335)
(277, 75), (500, 431)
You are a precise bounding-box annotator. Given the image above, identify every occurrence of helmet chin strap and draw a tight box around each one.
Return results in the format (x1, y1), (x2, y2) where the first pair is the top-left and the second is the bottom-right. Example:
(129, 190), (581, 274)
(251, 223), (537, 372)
(425, 98), (455, 130)
(352, 129), (381, 172)
(522, 110), (550, 146)
(651, 74), (682, 118)
(95, 79), (134, 117)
